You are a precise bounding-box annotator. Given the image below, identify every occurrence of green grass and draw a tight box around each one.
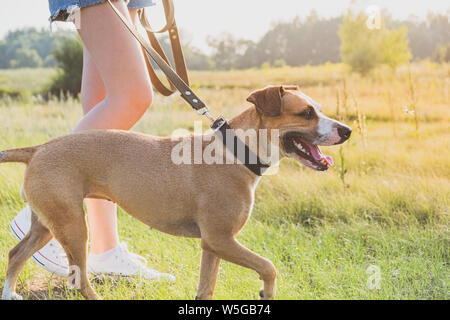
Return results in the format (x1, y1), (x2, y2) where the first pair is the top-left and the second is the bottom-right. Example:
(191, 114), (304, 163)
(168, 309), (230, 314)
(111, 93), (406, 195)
(0, 65), (449, 299)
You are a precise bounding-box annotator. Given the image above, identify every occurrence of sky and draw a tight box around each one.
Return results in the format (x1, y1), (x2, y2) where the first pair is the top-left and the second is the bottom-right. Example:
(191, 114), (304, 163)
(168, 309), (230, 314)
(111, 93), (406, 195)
(1, 0), (449, 51)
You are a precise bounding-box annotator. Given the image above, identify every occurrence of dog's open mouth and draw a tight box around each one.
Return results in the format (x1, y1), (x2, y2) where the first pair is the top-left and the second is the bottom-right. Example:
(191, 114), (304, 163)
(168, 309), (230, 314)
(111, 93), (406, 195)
(282, 133), (333, 171)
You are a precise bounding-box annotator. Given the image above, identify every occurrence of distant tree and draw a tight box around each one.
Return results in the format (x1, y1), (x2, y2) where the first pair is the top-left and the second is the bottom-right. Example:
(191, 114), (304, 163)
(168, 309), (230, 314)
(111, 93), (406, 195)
(43, 54), (57, 68)
(379, 27), (412, 69)
(433, 44), (450, 63)
(0, 27), (74, 69)
(273, 59), (287, 68)
(255, 23), (290, 67)
(255, 13), (342, 67)
(46, 36), (83, 97)
(178, 30), (215, 70)
(339, 11), (412, 74)
(207, 33), (252, 70)
(0, 41), (8, 68)
(260, 61), (271, 69)
(234, 39), (259, 69)
(142, 33), (214, 71)
(339, 12), (381, 74)
(392, 13), (450, 61)
(9, 47), (43, 68)
(183, 46), (215, 70)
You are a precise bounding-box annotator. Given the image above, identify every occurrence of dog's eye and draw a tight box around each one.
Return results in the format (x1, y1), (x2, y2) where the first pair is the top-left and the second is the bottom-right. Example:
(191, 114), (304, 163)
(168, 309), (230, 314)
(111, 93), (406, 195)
(298, 107), (315, 120)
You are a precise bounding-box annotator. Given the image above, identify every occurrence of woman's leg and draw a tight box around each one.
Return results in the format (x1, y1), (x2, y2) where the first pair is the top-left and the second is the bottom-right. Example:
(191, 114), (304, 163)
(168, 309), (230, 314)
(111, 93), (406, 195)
(76, 4), (173, 281)
(77, 8), (142, 254)
(75, 3), (152, 132)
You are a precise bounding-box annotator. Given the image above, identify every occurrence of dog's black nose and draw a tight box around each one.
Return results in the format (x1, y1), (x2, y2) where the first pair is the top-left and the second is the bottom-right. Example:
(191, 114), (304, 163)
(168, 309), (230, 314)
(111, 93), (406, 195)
(338, 126), (352, 140)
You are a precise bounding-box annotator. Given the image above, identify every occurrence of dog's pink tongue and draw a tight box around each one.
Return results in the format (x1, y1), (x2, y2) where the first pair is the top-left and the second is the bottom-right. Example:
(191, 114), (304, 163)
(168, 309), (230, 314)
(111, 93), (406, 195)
(310, 145), (334, 167)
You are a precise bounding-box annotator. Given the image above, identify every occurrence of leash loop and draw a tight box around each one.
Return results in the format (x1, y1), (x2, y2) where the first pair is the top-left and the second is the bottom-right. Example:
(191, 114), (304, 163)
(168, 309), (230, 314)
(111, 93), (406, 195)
(139, 0), (189, 96)
(138, 0), (175, 34)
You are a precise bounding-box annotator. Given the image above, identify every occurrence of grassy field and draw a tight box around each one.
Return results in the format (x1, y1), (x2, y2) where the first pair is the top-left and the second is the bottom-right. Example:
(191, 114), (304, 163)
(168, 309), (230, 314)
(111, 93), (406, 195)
(0, 63), (449, 299)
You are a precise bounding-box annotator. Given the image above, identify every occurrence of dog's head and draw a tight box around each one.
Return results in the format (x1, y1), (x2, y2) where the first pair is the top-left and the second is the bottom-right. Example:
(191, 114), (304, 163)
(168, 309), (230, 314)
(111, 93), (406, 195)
(247, 85), (352, 171)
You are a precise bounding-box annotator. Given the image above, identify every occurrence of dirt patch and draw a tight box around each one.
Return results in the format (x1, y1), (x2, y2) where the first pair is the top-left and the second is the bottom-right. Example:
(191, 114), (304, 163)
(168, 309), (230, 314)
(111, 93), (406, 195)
(8, 273), (70, 300)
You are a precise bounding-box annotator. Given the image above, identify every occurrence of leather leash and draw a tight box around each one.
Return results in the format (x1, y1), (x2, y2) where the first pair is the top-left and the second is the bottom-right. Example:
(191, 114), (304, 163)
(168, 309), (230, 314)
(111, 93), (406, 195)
(138, 0), (189, 96)
(106, 0), (270, 176)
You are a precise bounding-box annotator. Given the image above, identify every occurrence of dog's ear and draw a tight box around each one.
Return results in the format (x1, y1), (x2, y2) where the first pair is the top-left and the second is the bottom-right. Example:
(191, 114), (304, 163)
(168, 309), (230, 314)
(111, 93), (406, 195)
(246, 86), (284, 117)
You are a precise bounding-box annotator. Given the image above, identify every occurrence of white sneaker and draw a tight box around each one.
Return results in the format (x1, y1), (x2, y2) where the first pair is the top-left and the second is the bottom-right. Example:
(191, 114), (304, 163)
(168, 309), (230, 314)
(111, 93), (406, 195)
(9, 206), (69, 277)
(87, 242), (176, 282)
(11, 207), (175, 282)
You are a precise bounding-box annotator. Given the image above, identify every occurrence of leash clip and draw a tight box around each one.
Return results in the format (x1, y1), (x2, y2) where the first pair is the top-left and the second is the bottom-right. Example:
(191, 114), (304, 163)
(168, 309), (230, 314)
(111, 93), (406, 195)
(196, 106), (215, 122)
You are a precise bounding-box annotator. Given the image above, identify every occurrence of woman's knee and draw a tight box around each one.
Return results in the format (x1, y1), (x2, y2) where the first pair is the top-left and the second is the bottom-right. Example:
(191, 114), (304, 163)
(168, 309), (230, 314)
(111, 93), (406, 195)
(130, 84), (153, 113)
(136, 84), (153, 113)
(113, 81), (153, 118)
(81, 90), (105, 114)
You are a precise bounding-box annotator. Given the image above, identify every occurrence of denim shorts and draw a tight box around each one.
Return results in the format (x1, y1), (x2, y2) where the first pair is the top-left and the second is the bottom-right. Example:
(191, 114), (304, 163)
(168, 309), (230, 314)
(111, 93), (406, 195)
(49, 0), (154, 22)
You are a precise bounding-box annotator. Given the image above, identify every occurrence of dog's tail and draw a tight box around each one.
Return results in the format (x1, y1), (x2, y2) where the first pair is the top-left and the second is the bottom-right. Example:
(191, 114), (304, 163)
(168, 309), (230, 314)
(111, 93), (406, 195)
(0, 147), (38, 164)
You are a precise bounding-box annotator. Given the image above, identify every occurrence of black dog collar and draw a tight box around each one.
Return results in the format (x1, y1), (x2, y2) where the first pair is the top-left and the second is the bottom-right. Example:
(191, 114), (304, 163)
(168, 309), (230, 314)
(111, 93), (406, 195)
(211, 117), (270, 176)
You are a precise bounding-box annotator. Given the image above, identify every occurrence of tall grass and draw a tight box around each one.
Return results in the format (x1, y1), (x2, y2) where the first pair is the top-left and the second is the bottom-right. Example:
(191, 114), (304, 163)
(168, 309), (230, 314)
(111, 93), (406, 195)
(407, 67), (420, 137)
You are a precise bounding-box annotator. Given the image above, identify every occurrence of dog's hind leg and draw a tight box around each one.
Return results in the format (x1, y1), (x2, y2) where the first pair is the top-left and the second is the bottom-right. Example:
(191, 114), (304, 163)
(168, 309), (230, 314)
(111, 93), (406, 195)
(49, 210), (100, 300)
(202, 235), (277, 300)
(2, 210), (52, 300)
(195, 242), (221, 300)
(23, 173), (99, 300)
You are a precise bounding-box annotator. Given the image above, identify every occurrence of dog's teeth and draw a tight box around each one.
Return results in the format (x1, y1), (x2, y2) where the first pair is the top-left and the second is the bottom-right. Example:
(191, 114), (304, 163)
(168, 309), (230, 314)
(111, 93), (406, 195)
(294, 141), (312, 155)
(295, 143), (305, 152)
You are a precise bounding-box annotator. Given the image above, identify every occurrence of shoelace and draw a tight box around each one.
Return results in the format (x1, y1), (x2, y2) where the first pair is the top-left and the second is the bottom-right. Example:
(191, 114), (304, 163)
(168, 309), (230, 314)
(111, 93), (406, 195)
(118, 242), (148, 269)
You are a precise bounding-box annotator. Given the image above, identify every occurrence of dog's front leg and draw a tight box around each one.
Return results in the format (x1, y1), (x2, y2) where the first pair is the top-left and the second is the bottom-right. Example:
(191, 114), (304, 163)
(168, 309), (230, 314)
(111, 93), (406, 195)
(202, 235), (277, 300)
(196, 241), (221, 300)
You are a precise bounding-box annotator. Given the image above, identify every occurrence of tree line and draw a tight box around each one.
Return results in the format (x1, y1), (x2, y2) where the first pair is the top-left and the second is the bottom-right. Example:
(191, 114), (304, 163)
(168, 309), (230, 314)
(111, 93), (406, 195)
(1, 11), (449, 71)
(1, 11), (449, 72)
(203, 11), (450, 70)
(0, 28), (73, 69)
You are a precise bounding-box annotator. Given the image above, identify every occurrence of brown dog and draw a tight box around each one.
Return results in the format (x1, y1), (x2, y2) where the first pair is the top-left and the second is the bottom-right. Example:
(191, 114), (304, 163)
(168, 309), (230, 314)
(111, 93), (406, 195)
(1, 85), (351, 300)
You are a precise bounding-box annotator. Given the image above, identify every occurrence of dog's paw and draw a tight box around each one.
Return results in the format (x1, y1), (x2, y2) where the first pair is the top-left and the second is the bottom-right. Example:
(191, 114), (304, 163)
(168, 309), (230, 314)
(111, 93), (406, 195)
(258, 289), (274, 300)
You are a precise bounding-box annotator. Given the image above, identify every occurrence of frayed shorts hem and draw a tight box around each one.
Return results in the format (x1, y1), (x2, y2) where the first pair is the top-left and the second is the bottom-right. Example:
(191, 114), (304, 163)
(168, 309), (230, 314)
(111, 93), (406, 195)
(49, 0), (154, 22)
